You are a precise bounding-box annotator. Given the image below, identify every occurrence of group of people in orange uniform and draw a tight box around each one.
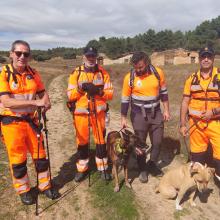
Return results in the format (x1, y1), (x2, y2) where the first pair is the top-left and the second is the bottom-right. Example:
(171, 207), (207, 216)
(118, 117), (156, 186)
(1, 40), (220, 205)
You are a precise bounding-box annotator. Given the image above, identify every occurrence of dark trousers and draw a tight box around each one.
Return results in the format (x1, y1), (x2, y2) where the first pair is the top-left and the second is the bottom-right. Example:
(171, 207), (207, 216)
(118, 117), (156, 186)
(131, 110), (164, 170)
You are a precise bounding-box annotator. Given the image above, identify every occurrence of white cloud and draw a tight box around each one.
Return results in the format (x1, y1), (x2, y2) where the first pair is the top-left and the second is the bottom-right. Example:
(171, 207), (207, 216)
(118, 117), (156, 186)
(0, 0), (219, 50)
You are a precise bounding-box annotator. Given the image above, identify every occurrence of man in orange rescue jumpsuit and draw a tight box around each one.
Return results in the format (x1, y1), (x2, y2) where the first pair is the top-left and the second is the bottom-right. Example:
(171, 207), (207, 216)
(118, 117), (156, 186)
(0, 40), (59, 205)
(180, 46), (220, 192)
(67, 47), (113, 182)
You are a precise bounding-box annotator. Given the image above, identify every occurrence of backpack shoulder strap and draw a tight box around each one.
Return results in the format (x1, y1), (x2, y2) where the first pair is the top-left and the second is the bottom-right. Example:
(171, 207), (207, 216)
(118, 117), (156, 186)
(149, 64), (161, 82)
(191, 71), (199, 85)
(129, 69), (135, 88)
(5, 65), (18, 84)
(27, 66), (36, 75)
(95, 64), (104, 80)
(5, 65), (12, 82)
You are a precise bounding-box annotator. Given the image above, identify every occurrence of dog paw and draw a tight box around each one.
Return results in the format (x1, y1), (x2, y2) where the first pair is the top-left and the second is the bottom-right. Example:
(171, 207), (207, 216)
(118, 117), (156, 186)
(190, 201), (196, 207)
(125, 182), (132, 188)
(114, 186), (120, 192)
(175, 205), (183, 211)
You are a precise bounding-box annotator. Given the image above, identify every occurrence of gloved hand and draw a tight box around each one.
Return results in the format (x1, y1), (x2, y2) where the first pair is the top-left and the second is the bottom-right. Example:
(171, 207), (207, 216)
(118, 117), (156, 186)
(81, 82), (100, 96)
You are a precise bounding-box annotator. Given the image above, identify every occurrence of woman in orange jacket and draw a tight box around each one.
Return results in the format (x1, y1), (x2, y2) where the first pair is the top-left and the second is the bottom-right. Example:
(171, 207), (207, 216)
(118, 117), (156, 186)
(0, 40), (59, 205)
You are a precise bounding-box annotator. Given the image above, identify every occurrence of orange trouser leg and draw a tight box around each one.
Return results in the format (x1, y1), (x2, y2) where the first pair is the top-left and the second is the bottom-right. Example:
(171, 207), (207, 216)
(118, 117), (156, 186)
(26, 122), (51, 191)
(189, 119), (220, 175)
(74, 111), (108, 172)
(1, 121), (50, 194)
(2, 121), (30, 194)
(90, 111), (108, 170)
(189, 118), (209, 153)
(74, 114), (89, 172)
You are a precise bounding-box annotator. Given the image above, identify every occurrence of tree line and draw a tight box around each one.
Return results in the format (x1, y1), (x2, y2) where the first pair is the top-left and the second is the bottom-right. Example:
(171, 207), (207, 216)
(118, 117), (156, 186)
(0, 16), (220, 62)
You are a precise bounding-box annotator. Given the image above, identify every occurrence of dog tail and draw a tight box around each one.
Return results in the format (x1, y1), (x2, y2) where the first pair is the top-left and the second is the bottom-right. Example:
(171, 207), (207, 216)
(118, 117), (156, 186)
(155, 186), (160, 194)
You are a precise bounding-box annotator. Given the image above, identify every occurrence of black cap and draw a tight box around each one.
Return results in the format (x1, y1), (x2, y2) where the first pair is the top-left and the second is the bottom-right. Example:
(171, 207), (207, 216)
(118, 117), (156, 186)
(199, 46), (215, 57)
(83, 46), (98, 56)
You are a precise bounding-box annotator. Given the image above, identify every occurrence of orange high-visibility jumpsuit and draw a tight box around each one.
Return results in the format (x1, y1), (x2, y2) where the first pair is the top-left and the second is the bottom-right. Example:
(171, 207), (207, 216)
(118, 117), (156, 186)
(67, 65), (113, 172)
(183, 67), (220, 176)
(0, 64), (51, 194)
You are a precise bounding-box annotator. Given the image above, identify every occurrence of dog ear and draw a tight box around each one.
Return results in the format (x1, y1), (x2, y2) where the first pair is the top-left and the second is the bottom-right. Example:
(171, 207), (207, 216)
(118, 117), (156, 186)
(208, 167), (215, 175)
(190, 162), (201, 176)
(121, 131), (128, 140)
(124, 129), (133, 136)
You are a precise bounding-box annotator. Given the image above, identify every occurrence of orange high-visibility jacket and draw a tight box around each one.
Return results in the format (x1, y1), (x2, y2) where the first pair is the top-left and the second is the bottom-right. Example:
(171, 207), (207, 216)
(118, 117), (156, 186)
(183, 67), (220, 119)
(67, 65), (113, 114)
(0, 64), (45, 117)
(121, 67), (168, 116)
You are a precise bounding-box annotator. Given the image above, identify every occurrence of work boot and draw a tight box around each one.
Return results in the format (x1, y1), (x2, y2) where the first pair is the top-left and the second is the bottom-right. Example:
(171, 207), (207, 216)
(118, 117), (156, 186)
(100, 171), (111, 181)
(74, 171), (88, 182)
(43, 188), (60, 200)
(20, 191), (35, 205)
(139, 171), (148, 183)
(147, 161), (163, 177)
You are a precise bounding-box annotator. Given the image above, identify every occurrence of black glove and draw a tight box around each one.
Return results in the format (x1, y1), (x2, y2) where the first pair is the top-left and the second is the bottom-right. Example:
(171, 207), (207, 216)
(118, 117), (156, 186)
(81, 82), (100, 96)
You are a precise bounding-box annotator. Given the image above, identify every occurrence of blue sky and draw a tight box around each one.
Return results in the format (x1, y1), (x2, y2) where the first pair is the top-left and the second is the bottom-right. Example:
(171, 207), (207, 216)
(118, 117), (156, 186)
(0, 0), (219, 50)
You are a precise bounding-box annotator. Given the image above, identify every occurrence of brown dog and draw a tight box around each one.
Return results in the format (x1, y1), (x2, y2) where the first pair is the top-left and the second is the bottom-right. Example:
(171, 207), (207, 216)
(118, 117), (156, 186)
(107, 129), (147, 192)
(155, 162), (215, 210)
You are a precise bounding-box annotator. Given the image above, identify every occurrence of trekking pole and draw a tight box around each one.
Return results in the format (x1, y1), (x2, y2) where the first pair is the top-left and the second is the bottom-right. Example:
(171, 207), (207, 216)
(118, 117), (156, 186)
(91, 96), (107, 183)
(181, 121), (197, 163)
(42, 111), (53, 187)
(36, 107), (42, 216)
(87, 95), (91, 187)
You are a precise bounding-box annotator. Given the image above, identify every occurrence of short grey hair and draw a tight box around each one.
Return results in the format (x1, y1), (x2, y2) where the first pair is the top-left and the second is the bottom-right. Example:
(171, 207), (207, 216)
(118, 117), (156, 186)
(11, 40), (31, 52)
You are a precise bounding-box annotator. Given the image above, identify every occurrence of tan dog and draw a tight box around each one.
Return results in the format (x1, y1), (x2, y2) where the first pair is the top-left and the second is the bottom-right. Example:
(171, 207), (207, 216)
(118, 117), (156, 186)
(156, 162), (215, 210)
(107, 129), (147, 192)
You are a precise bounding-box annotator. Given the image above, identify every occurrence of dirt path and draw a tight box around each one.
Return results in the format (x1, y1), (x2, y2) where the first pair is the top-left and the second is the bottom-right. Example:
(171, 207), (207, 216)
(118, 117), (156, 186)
(38, 74), (98, 220)
(107, 109), (220, 220)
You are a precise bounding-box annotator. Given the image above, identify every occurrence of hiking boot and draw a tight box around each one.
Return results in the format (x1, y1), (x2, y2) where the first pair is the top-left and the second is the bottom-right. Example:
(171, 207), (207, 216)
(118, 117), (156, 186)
(147, 161), (164, 177)
(100, 171), (111, 181)
(20, 191), (35, 205)
(43, 188), (60, 200)
(74, 171), (88, 182)
(139, 171), (148, 183)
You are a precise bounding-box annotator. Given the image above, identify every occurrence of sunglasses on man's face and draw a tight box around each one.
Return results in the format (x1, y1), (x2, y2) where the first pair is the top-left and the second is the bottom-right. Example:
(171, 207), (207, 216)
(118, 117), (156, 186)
(14, 51), (30, 58)
(200, 54), (214, 59)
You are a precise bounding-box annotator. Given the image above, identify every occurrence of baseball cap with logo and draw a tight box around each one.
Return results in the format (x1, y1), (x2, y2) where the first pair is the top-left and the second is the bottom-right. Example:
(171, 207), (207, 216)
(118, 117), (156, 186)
(199, 46), (215, 57)
(83, 46), (98, 56)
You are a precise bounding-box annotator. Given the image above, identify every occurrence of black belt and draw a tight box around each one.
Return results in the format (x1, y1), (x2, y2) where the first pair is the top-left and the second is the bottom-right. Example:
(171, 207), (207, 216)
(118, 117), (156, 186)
(1, 115), (42, 135)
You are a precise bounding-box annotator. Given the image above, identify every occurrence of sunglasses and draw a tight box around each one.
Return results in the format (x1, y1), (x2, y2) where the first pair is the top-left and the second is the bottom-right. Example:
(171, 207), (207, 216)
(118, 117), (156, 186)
(200, 54), (213, 59)
(14, 51), (30, 58)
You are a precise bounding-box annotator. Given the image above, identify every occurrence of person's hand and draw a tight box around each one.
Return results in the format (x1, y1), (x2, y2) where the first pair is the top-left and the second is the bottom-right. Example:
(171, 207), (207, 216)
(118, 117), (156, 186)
(179, 125), (188, 137)
(163, 110), (171, 121)
(81, 83), (100, 96)
(121, 116), (127, 128)
(81, 82), (93, 92)
(201, 110), (213, 121)
(35, 95), (51, 111)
